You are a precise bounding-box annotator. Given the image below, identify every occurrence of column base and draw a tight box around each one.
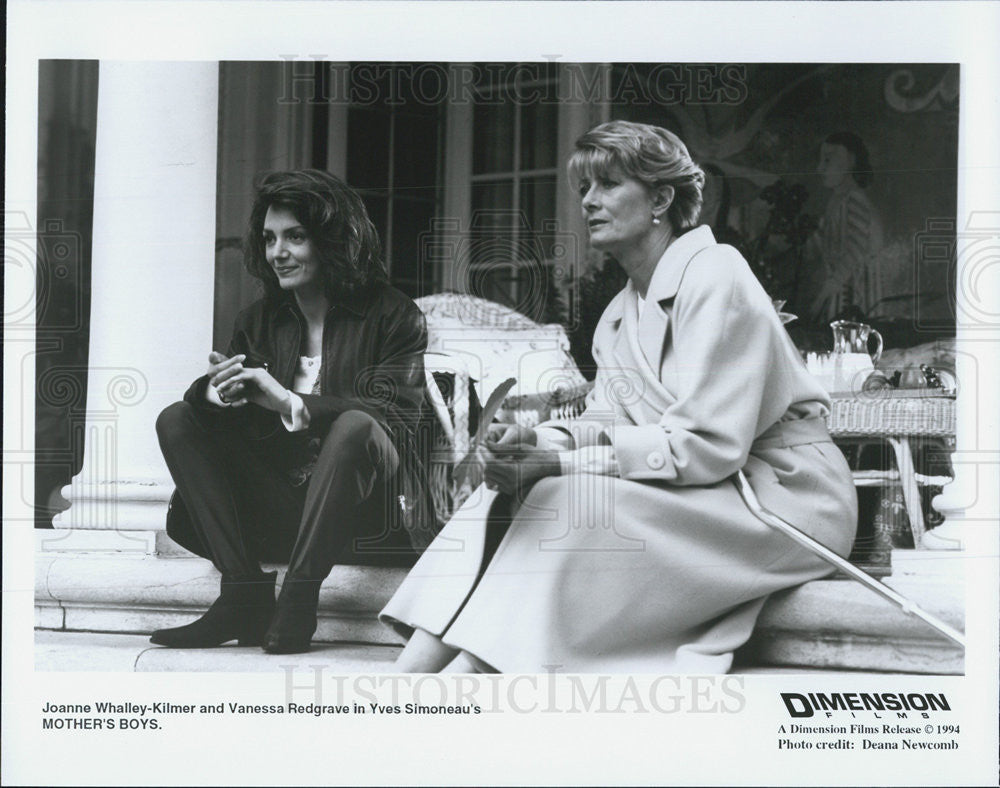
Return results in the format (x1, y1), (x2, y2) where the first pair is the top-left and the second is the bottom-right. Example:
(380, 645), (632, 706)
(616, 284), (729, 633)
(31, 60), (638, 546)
(36, 529), (159, 555)
(919, 526), (964, 551)
(891, 547), (967, 576)
(53, 478), (172, 532)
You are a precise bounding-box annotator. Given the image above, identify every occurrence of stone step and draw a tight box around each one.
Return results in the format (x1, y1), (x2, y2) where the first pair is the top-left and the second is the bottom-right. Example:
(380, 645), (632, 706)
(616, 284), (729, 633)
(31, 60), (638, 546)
(35, 631), (402, 672)
(36, 553), (407, 646)
(737, 574), (964, 674)
(33, 630), (927, 676)
(36, 553), (964, 674)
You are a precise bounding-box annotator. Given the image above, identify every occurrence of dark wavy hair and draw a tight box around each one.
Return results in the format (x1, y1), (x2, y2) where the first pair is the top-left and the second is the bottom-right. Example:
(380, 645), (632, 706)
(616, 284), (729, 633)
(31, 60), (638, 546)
(244, 169), (387, 302)
(824, 132), (873, 188)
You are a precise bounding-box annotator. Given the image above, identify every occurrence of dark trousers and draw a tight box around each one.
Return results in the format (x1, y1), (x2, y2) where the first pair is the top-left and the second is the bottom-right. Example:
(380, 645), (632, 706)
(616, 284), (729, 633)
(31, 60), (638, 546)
(156, 402), (414, 581)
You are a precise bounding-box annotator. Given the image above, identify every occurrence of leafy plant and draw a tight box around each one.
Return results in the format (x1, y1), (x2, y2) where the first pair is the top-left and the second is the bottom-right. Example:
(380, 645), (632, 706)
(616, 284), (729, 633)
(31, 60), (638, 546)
(451, 377), (518, 496)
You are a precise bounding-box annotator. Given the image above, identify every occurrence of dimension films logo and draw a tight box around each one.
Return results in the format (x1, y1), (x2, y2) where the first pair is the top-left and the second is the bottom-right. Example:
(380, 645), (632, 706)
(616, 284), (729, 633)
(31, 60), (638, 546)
(781, 692), (952, 719)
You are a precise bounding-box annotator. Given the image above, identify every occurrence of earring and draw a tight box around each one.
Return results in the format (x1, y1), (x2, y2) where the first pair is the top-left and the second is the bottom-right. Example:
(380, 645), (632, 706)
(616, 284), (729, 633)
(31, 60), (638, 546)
(652, 215), (661, 225)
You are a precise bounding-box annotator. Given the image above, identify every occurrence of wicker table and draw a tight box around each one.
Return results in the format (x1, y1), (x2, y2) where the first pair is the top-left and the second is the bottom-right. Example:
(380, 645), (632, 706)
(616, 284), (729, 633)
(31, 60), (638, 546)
(435, 372), (957, 550)
(825, 392), (956, 548)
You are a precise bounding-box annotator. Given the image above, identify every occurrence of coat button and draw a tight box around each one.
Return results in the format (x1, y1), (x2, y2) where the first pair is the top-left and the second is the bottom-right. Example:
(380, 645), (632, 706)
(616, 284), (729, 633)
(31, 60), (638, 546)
(646, 451), (665, 470)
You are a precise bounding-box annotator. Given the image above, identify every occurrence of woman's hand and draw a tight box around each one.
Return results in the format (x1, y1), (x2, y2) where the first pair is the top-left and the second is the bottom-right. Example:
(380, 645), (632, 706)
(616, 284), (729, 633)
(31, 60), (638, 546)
(483, 441), (559, 498)
(483, 423), (554, 496)
(223, 367), (293, 415)
(210, 352), (292, 415)
(485, 423), (537, 448)
(207, 352), (248, 407)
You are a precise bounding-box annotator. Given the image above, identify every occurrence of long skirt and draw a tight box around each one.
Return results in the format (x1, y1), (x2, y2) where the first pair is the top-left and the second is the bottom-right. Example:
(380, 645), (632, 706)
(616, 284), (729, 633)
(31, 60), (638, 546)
(379, 441), (857, 674)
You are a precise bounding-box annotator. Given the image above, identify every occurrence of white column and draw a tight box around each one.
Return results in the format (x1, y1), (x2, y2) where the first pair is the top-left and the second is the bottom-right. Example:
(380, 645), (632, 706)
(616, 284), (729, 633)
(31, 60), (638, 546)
(51, 62), (218, 551)
(914, 50), (1000, 558)
(920, 276), (1000, 554)
(919, 70), (1000, 557)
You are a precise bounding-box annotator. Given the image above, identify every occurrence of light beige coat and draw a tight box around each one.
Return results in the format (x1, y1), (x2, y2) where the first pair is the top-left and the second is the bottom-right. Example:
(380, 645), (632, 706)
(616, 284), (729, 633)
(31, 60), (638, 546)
(381, 227), (858, 673)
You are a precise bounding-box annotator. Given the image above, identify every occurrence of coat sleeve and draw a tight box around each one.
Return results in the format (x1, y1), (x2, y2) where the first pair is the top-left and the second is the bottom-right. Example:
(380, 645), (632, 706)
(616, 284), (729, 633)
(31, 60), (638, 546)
(611, 248), (790, 485)
(297, 300), (429, 432)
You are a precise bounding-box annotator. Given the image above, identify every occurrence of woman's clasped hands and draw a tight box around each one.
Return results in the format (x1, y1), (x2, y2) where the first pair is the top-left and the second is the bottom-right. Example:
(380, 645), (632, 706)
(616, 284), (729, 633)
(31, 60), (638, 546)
(208, 351), (293, 416)
(483, 423), (560, 498)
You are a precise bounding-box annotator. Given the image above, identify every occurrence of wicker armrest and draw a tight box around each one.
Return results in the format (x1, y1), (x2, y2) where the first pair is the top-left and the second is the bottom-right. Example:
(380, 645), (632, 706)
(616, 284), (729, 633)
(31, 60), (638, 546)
(497, 380), (595, 426)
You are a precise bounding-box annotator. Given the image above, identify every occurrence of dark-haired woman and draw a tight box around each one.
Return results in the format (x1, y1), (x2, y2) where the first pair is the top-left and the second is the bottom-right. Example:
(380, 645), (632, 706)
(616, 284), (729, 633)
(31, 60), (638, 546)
(151, 170), (433, 654)
(811, 132), (884, 320)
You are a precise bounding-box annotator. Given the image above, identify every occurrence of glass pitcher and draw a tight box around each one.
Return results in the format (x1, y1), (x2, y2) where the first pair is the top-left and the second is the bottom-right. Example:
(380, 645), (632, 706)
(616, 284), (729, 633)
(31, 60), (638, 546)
(830, 320), (883, 365)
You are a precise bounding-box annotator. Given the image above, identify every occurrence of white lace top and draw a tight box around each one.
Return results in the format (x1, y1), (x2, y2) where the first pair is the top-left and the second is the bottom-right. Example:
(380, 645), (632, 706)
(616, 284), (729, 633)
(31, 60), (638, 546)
(291, 355), (321, 395)
(282, 355), (321, 433)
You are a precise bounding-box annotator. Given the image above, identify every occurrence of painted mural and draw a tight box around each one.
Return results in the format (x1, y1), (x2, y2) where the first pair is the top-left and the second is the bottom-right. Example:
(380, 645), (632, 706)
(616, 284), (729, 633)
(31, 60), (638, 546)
(614, 63), (959, 340)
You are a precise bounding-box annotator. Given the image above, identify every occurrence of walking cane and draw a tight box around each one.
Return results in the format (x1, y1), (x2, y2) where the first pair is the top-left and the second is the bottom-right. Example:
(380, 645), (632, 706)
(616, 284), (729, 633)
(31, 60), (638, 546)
(732, 470), (966, 648)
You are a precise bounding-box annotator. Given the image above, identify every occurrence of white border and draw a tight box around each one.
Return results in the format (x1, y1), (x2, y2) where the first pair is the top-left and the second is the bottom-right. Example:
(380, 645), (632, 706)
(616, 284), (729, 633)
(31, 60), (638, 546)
(5, 2), (999, 785)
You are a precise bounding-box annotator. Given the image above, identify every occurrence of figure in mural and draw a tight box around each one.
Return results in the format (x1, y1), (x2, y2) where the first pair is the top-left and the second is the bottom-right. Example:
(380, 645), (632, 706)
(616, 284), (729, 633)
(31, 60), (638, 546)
(150, 170), (434, 654)
(810, 132), (884, 321)
(380, 121), (858, 674)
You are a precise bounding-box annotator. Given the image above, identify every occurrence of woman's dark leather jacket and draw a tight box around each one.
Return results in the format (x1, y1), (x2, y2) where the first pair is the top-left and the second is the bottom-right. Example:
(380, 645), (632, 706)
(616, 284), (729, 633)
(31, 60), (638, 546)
(165, 283), (439, 556)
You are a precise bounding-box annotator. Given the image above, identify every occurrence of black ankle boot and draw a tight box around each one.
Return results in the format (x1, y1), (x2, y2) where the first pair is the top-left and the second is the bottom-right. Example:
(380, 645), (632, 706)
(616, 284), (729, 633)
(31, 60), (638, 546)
(262, 578), (323, 654)
(150, 571), (277, 648)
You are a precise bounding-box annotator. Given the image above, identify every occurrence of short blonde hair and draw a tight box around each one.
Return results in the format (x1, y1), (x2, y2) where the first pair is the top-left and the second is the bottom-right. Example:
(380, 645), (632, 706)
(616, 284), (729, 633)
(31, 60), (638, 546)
(568, 120), (706, 233)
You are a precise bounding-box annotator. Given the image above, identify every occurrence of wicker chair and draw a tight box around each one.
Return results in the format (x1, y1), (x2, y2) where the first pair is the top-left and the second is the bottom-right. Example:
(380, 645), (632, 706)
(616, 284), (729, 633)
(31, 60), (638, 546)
(417, 293), (592, 523)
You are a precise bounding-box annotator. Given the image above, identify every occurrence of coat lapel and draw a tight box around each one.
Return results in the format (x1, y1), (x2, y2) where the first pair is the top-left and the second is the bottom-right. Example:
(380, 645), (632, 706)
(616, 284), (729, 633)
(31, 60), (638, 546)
(635, 226), (718, 373)
(620, 285), (672, 422)
(596, 227), (720, 425)
(604, 288), (633, 372)
(636, 299), (669, 378)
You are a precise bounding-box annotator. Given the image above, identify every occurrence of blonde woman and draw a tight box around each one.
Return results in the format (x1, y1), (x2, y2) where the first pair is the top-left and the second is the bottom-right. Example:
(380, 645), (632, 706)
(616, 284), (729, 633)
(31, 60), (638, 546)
(381, 121), (858, 674)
